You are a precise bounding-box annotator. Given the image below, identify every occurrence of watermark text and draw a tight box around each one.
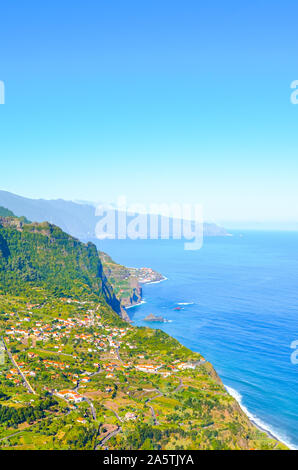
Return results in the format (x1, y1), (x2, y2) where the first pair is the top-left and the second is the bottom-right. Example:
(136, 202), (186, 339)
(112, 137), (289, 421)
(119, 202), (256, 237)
(290, 80), (298, 104)
(0, 81), (5, 104)
(95, 197), (204, 251)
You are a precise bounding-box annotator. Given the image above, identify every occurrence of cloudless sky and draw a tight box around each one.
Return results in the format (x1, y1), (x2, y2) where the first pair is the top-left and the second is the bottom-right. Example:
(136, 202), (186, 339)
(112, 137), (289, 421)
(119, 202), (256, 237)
(0, 1), (298, 227)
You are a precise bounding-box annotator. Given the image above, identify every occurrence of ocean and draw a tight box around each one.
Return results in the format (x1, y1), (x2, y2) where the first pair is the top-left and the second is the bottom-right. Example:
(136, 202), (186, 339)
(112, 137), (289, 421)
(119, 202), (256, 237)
(96, 231), (298, 449)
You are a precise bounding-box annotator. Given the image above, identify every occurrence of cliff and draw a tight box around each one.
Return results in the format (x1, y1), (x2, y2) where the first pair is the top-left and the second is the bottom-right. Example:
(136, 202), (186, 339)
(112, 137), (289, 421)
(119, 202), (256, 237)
(99, 252), (165, 310)
(0, 212), (129, 321)
(99, 252), (142, 309)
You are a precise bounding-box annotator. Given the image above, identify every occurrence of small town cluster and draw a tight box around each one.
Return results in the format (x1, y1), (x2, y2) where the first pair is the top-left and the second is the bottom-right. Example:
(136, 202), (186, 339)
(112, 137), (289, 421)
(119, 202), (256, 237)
(1, 294), (227, 450)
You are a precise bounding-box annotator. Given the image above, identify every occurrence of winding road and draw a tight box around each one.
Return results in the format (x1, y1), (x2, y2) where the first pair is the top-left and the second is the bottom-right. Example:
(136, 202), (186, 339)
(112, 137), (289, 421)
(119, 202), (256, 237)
(145, 391), (163, 425)
(98, 426), (122, 449)
(103, 404), (123, 423)
(74, 368), (101, 421)
(3, 339), (36, 395)
(173, 377), (183, 393)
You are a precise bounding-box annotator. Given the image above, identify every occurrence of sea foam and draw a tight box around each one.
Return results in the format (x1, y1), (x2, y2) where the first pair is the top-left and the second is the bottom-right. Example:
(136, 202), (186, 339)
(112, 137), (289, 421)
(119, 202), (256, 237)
(224, 384), (297, 450)
(125, 300), (147, 309)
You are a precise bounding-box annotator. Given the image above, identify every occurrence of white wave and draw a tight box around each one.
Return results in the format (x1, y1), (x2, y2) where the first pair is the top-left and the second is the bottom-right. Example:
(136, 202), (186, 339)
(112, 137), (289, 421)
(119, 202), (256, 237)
(145, 276), (168, 285)
(224, 384), (297, 450)
(177, 302), (194, 305)
(125, 300), (147, 309)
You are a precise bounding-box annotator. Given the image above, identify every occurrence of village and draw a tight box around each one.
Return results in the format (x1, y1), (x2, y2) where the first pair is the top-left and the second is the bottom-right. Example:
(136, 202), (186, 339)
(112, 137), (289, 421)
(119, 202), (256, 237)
(0, 294), (207, 450)
(0, 293), (278, 451)
(2, 298), (197, 402)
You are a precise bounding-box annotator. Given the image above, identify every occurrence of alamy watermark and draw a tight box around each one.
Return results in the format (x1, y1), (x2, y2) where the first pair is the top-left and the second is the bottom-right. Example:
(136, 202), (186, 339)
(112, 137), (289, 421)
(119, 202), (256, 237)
(0, 81), (5, 105)
(290, 340), (298, 364)
(290, 80), (298, 104)
(95, 196), (204, 250)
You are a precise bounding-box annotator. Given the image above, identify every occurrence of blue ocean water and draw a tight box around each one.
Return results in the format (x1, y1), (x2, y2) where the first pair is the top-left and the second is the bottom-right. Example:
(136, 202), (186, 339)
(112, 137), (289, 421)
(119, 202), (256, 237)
(97, 231), (298, 448)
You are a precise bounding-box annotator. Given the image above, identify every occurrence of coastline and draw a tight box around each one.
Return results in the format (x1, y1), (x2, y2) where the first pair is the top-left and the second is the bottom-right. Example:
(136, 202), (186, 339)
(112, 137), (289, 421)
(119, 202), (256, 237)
(140, 276), (168, 285)
(124, 271), (294, 450)
(124, 277), (168, 310)
(125, 299), (147, 310)
(224, 385), (295, 450)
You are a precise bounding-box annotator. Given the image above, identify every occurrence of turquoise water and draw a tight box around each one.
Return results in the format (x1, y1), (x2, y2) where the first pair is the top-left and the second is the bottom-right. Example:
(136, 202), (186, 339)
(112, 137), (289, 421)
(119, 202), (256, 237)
(97, 231), (298, 448)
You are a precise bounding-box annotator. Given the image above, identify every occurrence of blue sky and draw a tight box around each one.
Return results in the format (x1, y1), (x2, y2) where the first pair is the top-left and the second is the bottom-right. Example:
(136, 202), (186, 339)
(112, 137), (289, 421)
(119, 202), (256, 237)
(0, 1), (298, 227)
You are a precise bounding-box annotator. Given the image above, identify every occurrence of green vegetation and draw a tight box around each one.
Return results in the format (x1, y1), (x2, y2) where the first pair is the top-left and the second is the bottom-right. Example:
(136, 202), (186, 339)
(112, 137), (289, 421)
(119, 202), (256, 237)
(0, 214), (288, 450)
(0, 397), (57, 427)
(0, 207), (15, 218)
(0, 215), (123, 316)
(0, 206), (30, 223)
(99, 252), (163, 308)
(99, 252), (142, 307)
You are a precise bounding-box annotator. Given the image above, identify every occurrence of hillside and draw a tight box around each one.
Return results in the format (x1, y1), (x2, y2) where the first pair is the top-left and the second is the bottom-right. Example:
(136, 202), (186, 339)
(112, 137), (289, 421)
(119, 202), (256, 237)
(0, 213), (128, 321)
(0, 207), (15, 217)
(0, 212), (286, 450)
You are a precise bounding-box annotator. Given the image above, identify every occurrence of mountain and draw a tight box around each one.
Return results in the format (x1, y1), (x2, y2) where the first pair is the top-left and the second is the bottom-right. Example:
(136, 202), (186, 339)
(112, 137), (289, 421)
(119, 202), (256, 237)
(0, 205), (156, 314)
(0, 191), (229, 241)
(0, 210), (129, 321)
(0, 191), (96, 239)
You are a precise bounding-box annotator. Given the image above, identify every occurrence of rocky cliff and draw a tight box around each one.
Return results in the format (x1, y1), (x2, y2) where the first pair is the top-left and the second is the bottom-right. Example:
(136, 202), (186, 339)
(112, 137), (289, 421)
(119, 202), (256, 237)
(0, 211), (129, 321)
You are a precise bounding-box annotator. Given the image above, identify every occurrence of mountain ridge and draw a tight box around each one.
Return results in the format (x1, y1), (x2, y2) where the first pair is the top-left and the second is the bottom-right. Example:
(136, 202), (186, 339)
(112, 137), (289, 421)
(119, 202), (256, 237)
(0, 190), (229, 241)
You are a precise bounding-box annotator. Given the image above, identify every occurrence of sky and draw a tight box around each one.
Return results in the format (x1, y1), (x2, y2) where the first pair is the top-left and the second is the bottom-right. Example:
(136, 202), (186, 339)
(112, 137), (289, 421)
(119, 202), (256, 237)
(0, 0), (298, 228)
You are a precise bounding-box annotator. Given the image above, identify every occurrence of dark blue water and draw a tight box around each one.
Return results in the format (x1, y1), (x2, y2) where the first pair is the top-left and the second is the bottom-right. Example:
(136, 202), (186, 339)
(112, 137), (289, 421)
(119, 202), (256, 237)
(97, 232), (298, 448)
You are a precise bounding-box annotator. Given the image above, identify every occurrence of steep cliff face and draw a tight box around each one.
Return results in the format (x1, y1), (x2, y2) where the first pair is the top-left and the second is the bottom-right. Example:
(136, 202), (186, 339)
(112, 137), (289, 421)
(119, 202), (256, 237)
(0, 214), (129, 321)
(100, 267), (131, 321)
(99, 252), (166, 311)
(98, 252), (143, 309)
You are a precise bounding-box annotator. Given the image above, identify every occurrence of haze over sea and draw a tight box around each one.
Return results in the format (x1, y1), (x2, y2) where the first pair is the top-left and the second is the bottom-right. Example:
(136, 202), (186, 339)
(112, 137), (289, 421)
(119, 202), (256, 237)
(97, 231), (298, 449)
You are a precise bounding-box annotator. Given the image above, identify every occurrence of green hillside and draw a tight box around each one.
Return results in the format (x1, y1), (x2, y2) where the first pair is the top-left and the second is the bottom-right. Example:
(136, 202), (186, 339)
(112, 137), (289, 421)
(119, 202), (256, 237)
(0, 214), (287, 450)
(0, 214), (124, 317)
(0, 206), (15, 218)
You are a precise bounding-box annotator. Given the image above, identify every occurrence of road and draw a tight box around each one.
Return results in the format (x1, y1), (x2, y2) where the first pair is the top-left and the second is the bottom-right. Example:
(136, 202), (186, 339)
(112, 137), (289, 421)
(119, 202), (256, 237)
(0, 429), (25, 442)
(3, 339), (36, 394)
(35, 348), (78, 359)
(116, 347), (122, 362)
(96, 426), (122, 449)
(173, 377), (183, 393)
(145, 391), (163, 425)
(193, 359), (207, 367)
(73, 367), (101, 420)
(147, 404), (159, 425)
(85, 397), (97, 420)
(103, 404), (123, 423)
(0, 408), (71, 443)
